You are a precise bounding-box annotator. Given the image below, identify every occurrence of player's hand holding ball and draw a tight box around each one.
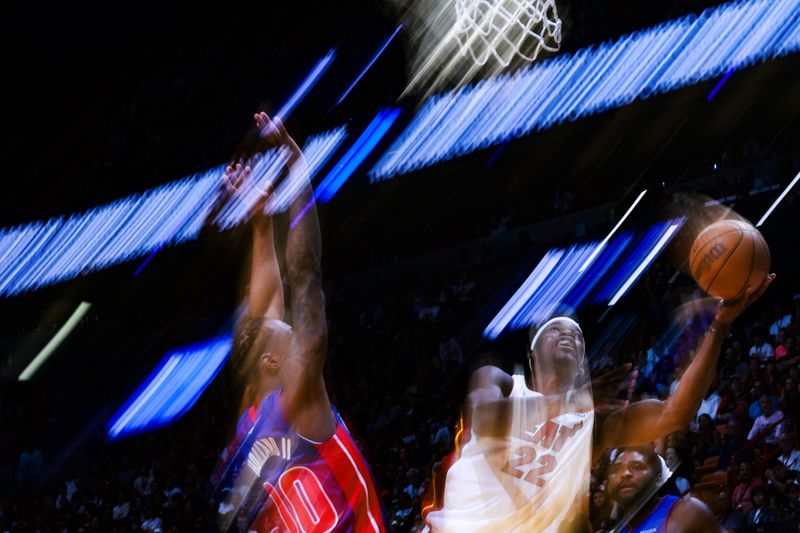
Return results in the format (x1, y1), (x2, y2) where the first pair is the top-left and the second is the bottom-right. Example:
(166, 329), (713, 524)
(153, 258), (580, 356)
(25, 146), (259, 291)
(689, 219), (775, 326)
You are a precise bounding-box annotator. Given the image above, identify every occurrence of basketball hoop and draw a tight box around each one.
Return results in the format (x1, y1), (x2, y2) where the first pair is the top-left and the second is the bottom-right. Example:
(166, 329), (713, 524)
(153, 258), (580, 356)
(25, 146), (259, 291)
(454, 0), (562, 67)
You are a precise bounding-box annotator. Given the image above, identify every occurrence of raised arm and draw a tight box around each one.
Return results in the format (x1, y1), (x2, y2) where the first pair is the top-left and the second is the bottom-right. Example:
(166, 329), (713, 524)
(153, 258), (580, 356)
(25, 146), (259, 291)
(224, 161), (284, 321)
(256, 114), (334, 438)
(596, 274), (775, 454)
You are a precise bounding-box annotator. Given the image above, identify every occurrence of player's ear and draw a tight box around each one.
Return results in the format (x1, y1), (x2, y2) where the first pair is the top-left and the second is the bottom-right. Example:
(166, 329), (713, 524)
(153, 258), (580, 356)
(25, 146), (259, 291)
(261, 352), (280, 371)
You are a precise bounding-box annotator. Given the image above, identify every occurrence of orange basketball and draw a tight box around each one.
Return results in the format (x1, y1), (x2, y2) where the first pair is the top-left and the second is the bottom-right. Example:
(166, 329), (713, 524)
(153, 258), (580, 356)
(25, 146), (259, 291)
(689, 219), (770, 300)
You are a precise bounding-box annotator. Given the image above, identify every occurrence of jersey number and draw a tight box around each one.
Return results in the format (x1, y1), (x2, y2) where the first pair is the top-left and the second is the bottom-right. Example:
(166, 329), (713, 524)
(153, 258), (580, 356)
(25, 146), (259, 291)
(500, 446), (557, 487)
(264, 466), (339, 533)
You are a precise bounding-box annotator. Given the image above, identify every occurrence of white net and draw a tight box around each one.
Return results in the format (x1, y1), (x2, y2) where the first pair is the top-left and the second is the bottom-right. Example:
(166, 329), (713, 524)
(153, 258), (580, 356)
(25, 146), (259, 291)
(454, 0), (562, 67)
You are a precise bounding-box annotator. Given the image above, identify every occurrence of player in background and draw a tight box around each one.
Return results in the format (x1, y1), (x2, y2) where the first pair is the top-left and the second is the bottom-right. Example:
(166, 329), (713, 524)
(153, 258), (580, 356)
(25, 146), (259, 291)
(213, 113), (387, 533)
(605, 445), (720, 533)
(425, 272), (774, 532)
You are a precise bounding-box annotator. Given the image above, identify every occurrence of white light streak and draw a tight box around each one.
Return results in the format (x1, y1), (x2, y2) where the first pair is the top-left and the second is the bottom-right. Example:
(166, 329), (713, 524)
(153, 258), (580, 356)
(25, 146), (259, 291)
(578, 190), (647, 273)
(19, 302), (92, 381)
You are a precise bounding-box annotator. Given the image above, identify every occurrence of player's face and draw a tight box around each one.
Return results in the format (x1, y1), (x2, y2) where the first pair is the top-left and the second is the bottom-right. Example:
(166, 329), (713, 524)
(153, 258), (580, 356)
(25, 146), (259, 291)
(606, 451), (657, 508)
(531, 319), (585, 370)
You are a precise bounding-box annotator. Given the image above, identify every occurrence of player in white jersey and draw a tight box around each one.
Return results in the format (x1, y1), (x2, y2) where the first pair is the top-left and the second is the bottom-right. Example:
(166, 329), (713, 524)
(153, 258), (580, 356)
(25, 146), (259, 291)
(425, 273), (774, 532)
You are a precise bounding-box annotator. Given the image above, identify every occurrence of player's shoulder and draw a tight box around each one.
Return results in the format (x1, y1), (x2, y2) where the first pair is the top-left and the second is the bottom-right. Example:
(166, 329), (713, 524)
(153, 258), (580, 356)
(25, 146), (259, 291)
(668, 495), (720, 533)
(468, 365), (514, 395)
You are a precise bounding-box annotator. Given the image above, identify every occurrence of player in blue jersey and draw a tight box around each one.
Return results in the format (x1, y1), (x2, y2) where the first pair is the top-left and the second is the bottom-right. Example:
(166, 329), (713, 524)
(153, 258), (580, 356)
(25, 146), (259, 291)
(213, 113), (386, 533)
(605, 445), (720, 533)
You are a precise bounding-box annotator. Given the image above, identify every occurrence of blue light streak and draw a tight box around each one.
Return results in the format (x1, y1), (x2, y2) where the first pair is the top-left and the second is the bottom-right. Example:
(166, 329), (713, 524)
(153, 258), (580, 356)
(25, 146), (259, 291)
(0, 129), (346, 298)
(606, 220), (684, 306)
(370, 0), (800, 181)
(107, 335), (232, 439)
(314, 108), (401, 203)
(275, 49), (336, 122)
(483, 219), (685, 339)
(335, 26), (403, 107)
(707, 67), (736, 101)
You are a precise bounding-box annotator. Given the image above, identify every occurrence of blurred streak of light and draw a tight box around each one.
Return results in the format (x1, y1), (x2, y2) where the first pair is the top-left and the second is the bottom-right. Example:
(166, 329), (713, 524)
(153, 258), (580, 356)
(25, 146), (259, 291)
(133, 244), (163, 277)
(756, 170), (800, 227)
(335, 26), (403, 107)
(706, 67), (736, 101)
(18, 302), (92, 381)
(108, 335), (232, 439)
(275, 49), (336, 122)
(314, 108), (402, 204)
(593, 219), (685, 304)
(483, 249), (564, 340)
(607, 222), (682, 306)
(578, 190), (647, 273)
(0, 128), (346, 298)
(510, 243), (600, 329)
(565, 232), (633, 309)
(371, 0), (800, 181)
(484, 220), (684, 339)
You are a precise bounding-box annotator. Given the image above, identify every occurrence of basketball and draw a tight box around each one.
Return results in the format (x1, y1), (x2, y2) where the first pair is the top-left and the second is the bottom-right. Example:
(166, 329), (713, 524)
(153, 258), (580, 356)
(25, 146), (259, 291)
(689, 219), (770, 300)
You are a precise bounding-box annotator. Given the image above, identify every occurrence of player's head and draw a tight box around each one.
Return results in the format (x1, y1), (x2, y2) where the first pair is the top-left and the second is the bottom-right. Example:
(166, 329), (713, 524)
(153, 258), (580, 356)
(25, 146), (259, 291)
(527, 316), (585, 378)
(233, 317), (293, 381)
(605, 446), (669, 510)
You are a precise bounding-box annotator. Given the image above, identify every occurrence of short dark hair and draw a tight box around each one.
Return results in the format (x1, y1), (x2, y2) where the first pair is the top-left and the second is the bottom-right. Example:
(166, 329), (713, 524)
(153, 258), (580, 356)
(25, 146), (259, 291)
(610, 445), (662, 475)
(230, 317), (264, 380)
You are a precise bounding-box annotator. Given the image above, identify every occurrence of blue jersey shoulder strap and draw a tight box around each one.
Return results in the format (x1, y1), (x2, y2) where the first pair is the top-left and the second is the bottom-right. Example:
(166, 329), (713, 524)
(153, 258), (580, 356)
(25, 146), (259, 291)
(620, 495), (680, 533)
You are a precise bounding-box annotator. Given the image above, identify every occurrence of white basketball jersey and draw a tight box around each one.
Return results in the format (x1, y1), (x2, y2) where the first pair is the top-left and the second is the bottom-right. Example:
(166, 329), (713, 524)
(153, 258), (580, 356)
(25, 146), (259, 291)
(426, 375), (594, 533)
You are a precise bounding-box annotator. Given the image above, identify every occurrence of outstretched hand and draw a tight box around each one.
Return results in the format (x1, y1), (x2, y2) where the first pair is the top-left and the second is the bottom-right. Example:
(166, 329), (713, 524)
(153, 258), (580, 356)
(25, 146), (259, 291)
(254, 112), (303, 167)
(221, 162), (274, 229)
(714, 273), (776, 326)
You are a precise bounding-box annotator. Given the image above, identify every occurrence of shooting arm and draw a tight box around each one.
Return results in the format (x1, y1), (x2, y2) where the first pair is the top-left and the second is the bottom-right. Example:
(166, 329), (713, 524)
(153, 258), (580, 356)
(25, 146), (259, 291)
(596, 322), (729, 452)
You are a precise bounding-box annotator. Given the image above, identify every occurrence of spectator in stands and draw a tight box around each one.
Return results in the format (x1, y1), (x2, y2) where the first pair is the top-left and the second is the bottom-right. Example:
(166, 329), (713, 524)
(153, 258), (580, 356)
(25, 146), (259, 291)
(715, 486), (746, 532)
(693, 382), (725, 431)
(779, 481), (800, 523)
(691, 413), (722, 461)
(17, 440), (45, 489)
(719, 419), (755, 472)
(748, 381), (779, 420)
(765, 460), (794, 499)
(777, 432), (800, 475)
(747, 394), (785, 445)
(589, 486), (613, 531)
(749, 329), (775, 362)
(769, 303), (793, 341)
(732, 461), (764, 514)
(745, 485), (778, 530)
(775, 330), (797, 361)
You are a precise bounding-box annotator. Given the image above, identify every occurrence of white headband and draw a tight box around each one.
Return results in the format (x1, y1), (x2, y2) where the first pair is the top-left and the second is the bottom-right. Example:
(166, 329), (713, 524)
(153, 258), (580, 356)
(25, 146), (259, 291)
(530, 316), (583, 351)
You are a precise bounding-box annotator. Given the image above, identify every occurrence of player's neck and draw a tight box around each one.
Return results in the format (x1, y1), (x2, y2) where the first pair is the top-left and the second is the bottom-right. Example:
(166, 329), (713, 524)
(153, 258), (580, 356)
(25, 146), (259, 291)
(535, 370), (574, 396)
(255, 374), (281, 400)
(625, 496), (662, 529)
